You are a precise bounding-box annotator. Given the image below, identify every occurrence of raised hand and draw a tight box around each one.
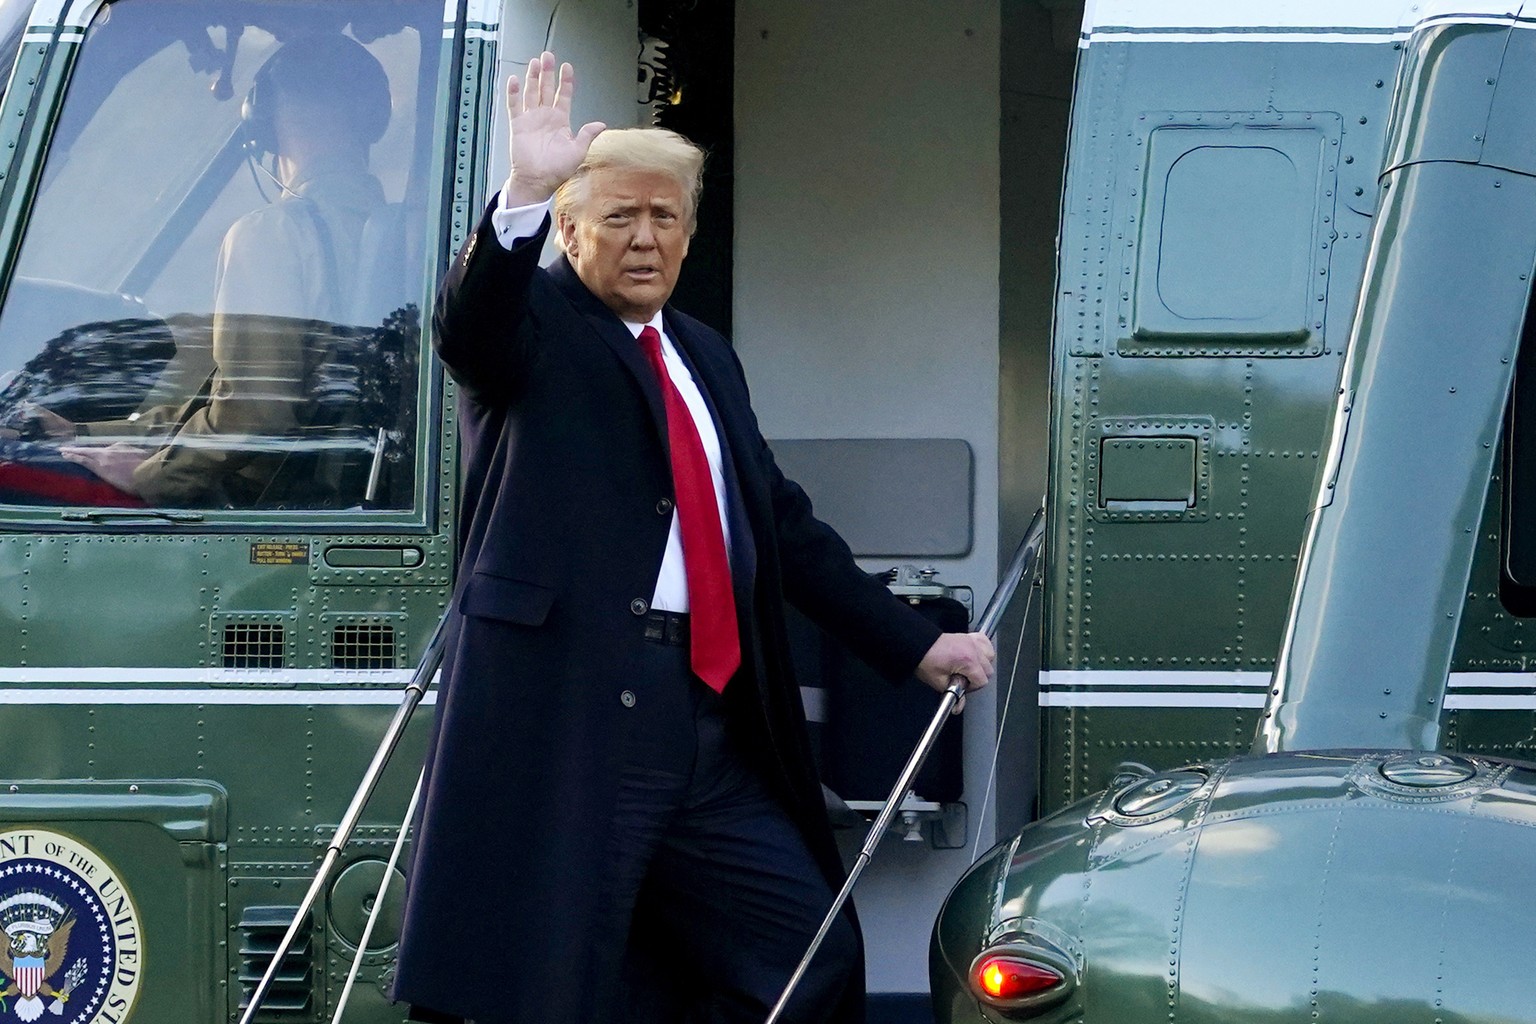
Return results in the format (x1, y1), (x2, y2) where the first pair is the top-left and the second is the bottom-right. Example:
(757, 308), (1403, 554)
(502, 51), (606, 206)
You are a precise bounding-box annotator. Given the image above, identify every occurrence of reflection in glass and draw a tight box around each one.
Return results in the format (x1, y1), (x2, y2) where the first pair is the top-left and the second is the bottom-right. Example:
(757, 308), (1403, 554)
(0, 0), (28, 100)
(0, 0), (439, 511)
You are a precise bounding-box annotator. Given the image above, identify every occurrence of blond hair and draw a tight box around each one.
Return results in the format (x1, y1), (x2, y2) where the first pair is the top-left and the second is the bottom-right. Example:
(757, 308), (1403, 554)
(553, 128), (705, 251)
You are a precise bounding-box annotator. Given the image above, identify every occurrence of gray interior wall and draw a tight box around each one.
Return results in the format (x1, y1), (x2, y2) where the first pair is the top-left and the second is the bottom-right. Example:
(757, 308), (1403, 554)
(734, 1), (1002, 993)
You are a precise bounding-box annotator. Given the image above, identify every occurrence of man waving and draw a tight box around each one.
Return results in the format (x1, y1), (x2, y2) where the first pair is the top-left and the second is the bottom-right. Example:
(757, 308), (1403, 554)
(396, 52), (994, 1024)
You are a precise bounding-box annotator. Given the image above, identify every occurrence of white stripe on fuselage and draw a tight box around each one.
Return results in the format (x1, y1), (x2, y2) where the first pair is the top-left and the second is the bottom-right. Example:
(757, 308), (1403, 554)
(1039, 670), (1269, 708)
(0, 667), (436, 704)
(1085, 31), (1405, 44)
(1040, 670), (1536, 709)
(0, 667), (418, 684)
(0, 669), (1532, 710)
(1042, 670), (1270, 689)
(0, 688), (436, 705)
(1039, 691), (1270, 708)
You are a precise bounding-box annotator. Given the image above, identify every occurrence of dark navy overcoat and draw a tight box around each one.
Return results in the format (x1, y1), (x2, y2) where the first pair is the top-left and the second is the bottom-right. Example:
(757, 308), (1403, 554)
(393, 202), (940, 1023)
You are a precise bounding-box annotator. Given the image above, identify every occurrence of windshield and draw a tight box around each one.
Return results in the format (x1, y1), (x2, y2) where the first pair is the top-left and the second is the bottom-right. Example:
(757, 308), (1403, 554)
(0, 0), (441, 512)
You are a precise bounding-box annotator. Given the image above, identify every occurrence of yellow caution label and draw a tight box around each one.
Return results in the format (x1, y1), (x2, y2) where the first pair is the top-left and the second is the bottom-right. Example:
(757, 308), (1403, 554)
(251, 542), (310, 566)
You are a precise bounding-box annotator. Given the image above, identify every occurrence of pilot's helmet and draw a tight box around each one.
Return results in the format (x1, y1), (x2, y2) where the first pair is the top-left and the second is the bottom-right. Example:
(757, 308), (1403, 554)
(241, 35), (392, 155)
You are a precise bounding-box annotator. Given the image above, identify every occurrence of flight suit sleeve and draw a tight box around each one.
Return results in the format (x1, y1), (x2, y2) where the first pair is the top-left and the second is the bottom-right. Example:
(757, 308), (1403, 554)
(131, 208), (315, 505)
(76, 408), (172, 439)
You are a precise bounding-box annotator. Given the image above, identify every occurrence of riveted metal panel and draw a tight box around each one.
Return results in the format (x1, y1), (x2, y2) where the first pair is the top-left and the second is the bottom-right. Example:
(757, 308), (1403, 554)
(1122, 112), (1341, 356)
(1043, 32), (1399, 811)
(951, 752), (1536, 1024)
(1384, 20), (1510, 172)
(1086, 416), (1212, 521)
(0, 537), (32, 662)
(1041, 706), (1261, 808)
(309, 533), (453, 587)
(0, 5), (84, 313)
(1059, 37), (1127, 359)
(1479, 26), (1536, 175)
(445, 21), (499, 256)
(1457, 475), (1527, 662)
(0, 784), (226, 1023)
(1098, 436), (1195, 505)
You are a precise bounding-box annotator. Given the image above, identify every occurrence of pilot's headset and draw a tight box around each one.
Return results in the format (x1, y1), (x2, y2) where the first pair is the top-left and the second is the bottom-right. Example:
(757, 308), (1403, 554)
(240, 35), (392, 158)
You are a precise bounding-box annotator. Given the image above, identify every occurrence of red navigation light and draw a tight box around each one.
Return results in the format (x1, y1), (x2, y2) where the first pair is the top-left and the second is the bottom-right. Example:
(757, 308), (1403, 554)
(974, 955), (1063, 1002)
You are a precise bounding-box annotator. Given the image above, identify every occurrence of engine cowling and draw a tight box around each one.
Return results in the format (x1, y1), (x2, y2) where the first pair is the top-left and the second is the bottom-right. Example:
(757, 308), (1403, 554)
(932, 750), (1536, 1024)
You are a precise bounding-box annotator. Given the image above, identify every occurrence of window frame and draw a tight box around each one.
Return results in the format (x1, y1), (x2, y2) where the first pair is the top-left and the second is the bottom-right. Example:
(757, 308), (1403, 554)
(0, 0), (465, 533)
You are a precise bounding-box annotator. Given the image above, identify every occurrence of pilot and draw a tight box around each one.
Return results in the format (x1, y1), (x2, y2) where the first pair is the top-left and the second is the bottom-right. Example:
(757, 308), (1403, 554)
(36, 33), (391, 506)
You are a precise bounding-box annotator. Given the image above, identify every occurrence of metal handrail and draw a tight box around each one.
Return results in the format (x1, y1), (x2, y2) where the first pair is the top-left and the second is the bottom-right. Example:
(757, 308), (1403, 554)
(764, 506), (1047, 1024)
(237, 610), (448, 1024)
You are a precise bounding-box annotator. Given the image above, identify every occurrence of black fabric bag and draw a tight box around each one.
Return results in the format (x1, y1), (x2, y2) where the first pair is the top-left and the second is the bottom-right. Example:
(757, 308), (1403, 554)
(790, 594), (968, 805)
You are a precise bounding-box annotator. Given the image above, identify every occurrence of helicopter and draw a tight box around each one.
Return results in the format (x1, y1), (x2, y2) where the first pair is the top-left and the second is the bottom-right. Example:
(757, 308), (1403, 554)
(931, 1), (1536, 1021)
(0, 0), (1039, 1020)
(6, 0), (1525, 1022)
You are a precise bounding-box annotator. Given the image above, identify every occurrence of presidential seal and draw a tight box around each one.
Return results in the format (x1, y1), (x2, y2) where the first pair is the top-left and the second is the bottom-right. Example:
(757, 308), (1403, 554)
(0, 830), (141, 1024)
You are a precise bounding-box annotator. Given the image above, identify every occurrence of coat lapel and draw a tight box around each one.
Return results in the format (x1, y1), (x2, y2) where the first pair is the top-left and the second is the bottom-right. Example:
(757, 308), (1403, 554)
(545, 257), (761, 594)
(548, 257), (668, 443)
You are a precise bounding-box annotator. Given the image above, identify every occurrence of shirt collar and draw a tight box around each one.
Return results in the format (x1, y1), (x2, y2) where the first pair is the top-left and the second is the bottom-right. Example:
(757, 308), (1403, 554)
(622, 311), (667, 340)
(287, 162), (385, 215)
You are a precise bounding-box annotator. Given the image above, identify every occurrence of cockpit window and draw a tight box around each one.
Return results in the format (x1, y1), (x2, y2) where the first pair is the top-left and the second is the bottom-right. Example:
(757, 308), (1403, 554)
(0, 0), (440, 512)
(1503, 306), (1536, 614)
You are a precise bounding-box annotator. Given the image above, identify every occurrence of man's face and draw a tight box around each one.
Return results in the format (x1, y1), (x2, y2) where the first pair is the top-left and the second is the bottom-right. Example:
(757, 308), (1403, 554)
(561, 167), (691, 323)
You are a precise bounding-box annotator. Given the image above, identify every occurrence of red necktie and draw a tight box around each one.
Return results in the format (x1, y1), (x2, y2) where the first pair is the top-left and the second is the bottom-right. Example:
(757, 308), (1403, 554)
(638, 326), (741, 692)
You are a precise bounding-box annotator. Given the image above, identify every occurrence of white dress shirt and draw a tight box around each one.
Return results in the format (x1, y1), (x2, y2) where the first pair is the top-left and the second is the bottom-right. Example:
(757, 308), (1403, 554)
(491, 194), (733, 613)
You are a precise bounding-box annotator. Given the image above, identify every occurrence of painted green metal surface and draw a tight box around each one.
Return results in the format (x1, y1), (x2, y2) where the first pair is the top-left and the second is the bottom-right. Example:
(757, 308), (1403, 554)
(1037, 28), (1402, 807)
(2, 790), (225, 1021)
(0, 24), (80, 313)
(937, 9), (1536, 1024)
(1039, 17), (1536, 806)
(0, 0), (496, 1021)
(1261, 21), (1536, 754)
(934, 751), (1536, 1024)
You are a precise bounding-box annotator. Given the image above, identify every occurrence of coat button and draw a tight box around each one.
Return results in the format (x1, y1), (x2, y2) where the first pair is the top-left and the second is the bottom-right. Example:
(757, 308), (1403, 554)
(620, 690), (636, 708)
(630, 598), (649, 616)
(656, 497), (674, 515)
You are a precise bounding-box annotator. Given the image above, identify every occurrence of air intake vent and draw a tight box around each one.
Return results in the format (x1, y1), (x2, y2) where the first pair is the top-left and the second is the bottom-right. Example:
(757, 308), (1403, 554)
(237, 905), (314, 1020)
(331, 624), (397, 669)
(223, 624), (286, 668)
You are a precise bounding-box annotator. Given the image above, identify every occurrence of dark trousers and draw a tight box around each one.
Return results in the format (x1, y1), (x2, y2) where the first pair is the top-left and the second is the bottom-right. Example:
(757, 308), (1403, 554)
(599, 637), (858, 1024)
(415, 629), (858, 1024)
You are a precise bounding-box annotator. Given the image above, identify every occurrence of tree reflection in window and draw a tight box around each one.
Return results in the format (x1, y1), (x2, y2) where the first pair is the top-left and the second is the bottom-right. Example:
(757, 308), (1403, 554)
(0, 0), (438, 511)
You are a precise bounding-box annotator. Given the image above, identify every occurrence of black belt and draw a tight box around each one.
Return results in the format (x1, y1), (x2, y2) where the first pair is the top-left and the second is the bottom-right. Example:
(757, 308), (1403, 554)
(643, 610), (690, 646)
